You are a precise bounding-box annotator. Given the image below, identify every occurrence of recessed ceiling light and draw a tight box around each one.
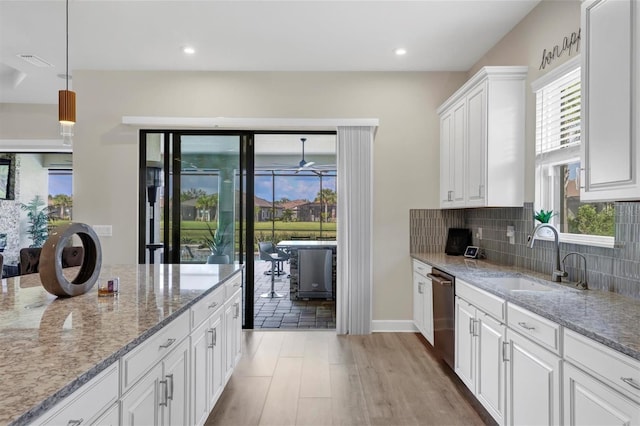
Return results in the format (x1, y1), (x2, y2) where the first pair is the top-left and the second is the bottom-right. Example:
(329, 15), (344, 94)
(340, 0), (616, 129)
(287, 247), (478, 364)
(394, 48), (407, 56)
(182, 46), (195, 55)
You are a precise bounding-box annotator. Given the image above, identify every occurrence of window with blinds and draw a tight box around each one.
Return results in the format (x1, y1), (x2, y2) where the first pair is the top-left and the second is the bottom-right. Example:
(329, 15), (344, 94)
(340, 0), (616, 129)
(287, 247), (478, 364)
(535, 68), (581, 155)
(533, 62), (614, 243)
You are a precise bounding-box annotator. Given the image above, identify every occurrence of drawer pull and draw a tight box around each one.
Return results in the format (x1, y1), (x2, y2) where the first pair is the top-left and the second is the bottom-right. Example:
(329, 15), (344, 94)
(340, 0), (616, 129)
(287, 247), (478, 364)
(234, 302), (240, 318)
(166, 373), (174, 401)
(418, 282), (424, 294)
(208, 302), (219, 309)
(518, 322), (535, 331)
(621, 377), (640, 390)
(67, 419), (84, 426)
(159, 338), (176, 349)
(234, 282), (241, 287)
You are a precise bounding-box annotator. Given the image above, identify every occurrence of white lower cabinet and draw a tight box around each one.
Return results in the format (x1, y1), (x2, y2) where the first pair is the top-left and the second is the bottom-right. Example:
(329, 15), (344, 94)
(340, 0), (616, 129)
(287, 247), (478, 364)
(121, 337), (190, 426)
(412, 260), (433, 345)
(504, 328), (561, 426)
(192, 307), (224, 426)
(224, 288), (242, 382)
(454, 296), (506, 424)
(37, 362), (119, 425)
(563, 362), (640, 425)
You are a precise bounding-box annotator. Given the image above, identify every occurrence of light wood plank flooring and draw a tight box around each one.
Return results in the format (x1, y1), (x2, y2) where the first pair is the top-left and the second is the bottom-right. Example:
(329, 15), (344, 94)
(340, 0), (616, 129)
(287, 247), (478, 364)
(205, 331), (490, 426)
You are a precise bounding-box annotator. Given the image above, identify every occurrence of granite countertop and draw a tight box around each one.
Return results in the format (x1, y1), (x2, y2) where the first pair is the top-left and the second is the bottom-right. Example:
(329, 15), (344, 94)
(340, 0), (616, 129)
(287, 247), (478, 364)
(0, 263), (242, 426)
(411, 253), (640, 362)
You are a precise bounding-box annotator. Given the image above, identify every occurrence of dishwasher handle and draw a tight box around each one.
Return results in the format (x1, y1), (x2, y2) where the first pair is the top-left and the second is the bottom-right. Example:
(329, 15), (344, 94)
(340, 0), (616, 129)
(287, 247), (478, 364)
(427, 273), (453, 286)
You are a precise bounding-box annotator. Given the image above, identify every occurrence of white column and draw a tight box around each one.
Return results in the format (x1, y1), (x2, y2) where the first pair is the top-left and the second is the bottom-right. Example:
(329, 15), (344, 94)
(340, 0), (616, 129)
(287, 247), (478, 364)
(336, 126), (374, 335)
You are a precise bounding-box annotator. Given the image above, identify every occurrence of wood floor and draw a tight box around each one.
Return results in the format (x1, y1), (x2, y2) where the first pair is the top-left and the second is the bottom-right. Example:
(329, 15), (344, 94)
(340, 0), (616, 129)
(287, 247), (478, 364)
(205, 331), (489, 426)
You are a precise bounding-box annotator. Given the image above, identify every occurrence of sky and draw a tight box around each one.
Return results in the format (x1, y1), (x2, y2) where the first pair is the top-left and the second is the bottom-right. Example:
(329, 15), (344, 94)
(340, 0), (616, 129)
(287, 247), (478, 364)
(48, 173), (72, 196)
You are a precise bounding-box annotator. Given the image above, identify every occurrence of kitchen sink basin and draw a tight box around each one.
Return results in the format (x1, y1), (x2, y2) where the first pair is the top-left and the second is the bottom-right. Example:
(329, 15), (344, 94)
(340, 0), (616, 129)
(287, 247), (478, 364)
(493, 277), (555, 292)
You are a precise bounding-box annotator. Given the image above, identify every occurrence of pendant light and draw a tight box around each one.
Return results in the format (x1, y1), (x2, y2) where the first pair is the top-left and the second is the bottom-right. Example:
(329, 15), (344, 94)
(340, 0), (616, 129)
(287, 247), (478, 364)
(59, 0), (75, 146)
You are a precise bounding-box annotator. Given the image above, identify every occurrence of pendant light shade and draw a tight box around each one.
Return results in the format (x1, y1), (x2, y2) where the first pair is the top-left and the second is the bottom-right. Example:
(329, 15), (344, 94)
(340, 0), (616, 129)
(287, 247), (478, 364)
(59, 0), (74, 147)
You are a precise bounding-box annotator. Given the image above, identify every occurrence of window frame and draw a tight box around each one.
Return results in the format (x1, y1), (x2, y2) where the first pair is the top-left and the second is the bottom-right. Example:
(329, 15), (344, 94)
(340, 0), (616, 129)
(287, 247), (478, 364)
(531, 55), (614, 249)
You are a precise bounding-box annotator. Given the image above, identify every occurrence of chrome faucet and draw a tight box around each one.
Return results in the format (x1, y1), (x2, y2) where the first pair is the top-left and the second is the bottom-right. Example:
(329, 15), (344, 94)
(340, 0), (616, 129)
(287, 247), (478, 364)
(562, 252), (588, 290)
(527, 223), (566, 282)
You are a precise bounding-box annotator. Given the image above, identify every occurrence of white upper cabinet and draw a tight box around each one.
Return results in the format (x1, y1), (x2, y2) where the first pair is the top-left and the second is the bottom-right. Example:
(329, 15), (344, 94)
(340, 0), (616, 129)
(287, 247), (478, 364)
(581, 0), (640, 201)
(438, 66), (527, 209)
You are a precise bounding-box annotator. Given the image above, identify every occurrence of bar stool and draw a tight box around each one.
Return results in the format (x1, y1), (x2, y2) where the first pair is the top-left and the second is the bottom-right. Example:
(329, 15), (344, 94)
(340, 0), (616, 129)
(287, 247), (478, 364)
(258, 242), (288, 298)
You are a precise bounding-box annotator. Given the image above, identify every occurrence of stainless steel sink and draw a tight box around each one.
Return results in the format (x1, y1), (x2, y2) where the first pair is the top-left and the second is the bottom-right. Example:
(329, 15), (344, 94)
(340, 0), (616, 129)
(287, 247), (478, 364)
(493, 277), (555, 292)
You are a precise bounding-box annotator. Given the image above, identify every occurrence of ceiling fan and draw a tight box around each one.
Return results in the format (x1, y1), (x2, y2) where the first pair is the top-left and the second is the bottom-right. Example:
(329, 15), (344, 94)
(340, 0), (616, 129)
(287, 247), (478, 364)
(296, 137), (315, 171)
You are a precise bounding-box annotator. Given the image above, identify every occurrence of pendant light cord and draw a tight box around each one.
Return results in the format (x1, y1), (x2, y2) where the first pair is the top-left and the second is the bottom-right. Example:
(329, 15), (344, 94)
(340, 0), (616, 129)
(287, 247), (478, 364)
(65, 0), (69, 91)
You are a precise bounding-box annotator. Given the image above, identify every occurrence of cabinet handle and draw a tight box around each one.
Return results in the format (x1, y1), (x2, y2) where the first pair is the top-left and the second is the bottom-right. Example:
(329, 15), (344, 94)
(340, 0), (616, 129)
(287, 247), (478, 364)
(469, 318), (474, 335)
(479, 184), (484, 198)
(447, 190), (453, 202)
(67, 419), (84, 426)
(234, 302), (240, 318)
(208, 328), (216, 349)
(418, 282), (424, 294)
(159, 338), (176, 349)
(166, 373), (174, 401)
(621, 377), (640, 390)
(517, 322), (535, 331)
(208, 301), (219, 309)
(472, 319), (478, 337)
(579, 168), (586, 189)
(159, 379), (168, 406)
(502, 341), (510, 362)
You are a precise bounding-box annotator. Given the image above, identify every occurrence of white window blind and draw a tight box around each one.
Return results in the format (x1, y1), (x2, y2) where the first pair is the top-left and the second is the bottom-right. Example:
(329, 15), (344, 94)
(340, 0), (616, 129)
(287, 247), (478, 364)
(535, 68), (581, 155)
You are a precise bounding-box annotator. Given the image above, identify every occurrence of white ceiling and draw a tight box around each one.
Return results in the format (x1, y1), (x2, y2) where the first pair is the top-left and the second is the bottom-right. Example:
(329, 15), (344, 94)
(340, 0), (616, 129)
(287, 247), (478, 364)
(0, 0), (540, 105)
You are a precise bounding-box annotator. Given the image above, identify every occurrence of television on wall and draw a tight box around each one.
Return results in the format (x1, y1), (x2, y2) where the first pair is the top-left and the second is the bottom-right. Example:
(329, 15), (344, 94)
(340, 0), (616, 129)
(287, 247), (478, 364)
(0, 157), (14, 200)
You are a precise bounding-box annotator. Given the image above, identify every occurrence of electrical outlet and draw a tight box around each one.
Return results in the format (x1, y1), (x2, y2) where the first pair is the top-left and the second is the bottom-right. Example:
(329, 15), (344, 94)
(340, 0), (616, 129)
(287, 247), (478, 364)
(476, 227), (483, 240)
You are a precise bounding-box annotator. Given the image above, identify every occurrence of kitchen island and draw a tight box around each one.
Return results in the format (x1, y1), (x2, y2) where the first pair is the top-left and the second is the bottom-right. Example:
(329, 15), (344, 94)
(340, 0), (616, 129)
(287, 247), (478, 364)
(0, 263), (243, 425)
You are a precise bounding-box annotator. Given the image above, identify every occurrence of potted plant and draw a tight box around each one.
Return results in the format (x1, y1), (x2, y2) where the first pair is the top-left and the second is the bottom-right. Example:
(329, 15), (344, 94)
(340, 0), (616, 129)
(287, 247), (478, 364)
(533, 209), (556, 224)
(203, 223), (229, 264)
(21, 195), (49, 248)
(533, 208), (556, 237)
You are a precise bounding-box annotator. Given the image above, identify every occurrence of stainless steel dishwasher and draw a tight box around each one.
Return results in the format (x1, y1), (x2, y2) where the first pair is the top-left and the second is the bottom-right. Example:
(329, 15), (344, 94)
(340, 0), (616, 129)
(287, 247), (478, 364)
(428, 268), (455, 369)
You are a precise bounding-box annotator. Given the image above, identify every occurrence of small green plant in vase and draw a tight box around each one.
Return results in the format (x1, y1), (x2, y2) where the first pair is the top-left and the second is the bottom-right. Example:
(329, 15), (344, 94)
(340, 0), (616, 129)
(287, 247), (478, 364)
(203, 223), (230, 264)
(534, 209), (556, 223)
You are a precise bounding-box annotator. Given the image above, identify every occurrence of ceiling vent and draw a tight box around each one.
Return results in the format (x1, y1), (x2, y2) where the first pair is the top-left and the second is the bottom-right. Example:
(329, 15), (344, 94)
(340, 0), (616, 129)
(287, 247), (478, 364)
(17, 54), (53, 67)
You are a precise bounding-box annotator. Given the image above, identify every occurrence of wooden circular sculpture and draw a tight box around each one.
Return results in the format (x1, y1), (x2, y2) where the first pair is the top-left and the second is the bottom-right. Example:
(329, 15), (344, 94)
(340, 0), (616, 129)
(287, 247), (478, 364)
(39, 223), (102, 297)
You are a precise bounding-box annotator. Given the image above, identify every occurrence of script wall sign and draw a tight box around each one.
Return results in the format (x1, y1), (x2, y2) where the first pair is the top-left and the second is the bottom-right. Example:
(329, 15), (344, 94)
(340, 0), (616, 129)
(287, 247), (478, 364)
(539, 29), (581, 70)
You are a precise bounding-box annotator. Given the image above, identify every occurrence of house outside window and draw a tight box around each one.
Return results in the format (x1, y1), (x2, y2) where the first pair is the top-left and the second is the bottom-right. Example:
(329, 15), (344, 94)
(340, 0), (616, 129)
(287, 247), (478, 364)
(532, 57), (614, 247)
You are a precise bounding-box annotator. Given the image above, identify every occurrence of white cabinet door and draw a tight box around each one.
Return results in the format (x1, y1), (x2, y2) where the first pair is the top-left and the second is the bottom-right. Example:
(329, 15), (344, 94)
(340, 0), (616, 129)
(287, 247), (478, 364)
(505, 329), (561, 426)
(476, 312), (505, 425)
(564, 362), (640, 426)
(224, 289), (242, 382)
(454, 297), (476, 391)
(440, 100), (466, 207)
(121, 363), (162, 426)
(581, 0), (640, 201)
(191, 319), (212, 426)
(192, 306), (225, 426)
(163, 338), (190, 426)
(209, 312), (225, 407)
(422, 274), (434, 346)
(465, 81), (487, 207)
(413, 271), (425, 335)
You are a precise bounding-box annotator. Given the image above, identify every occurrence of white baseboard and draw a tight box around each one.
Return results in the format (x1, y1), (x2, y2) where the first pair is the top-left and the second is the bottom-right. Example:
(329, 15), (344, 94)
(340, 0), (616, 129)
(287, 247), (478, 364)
(371, 320), (418, 333)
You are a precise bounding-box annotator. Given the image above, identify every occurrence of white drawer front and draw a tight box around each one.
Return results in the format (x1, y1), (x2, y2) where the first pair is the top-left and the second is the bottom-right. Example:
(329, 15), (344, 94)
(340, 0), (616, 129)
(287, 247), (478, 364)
(456, 279), (505, 322)
(564, 328), (640, 402)
(39, 363), (119, 425)
(507, 303), (560, 354)
(225, 273), (243, 299)
(412, 260), (430, 278)
(121, 311), (189, 393)
(191, 285), (225, 329)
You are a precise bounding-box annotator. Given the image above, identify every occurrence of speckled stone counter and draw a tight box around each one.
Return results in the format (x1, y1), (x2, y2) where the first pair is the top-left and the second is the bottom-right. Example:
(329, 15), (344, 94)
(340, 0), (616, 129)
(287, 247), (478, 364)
(411, 253), (640, 362)
(0, 263), (242, 426)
